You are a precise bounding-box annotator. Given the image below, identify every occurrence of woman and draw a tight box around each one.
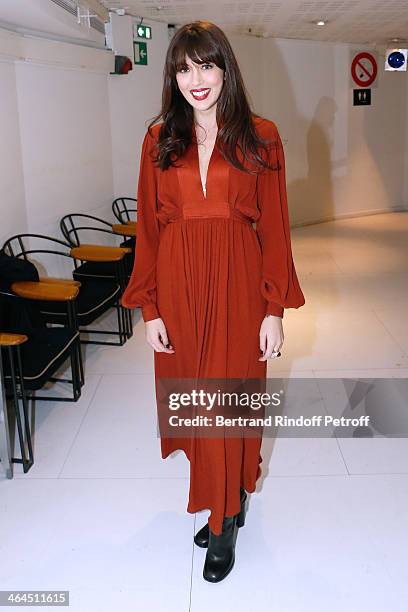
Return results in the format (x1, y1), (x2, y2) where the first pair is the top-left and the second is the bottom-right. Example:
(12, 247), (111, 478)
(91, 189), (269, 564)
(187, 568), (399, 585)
(121, 21), (305, 582)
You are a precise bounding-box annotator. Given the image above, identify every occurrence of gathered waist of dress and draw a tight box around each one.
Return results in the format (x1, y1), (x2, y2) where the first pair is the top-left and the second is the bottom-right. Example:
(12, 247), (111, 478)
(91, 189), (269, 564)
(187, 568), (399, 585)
(165, 209), (254, 227)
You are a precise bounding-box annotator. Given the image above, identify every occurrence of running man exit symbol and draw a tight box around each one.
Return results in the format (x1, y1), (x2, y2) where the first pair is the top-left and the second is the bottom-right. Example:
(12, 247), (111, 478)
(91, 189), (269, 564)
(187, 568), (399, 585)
(134, 42), (148, 65)
(133, 24), (151, 39)
(353, 88), (371, 106)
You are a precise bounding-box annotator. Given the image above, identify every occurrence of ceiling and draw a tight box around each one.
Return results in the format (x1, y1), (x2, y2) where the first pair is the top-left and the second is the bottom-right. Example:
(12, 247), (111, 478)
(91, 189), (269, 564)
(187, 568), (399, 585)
(99, 0), (408, 45)
(0, 0), (105, 43)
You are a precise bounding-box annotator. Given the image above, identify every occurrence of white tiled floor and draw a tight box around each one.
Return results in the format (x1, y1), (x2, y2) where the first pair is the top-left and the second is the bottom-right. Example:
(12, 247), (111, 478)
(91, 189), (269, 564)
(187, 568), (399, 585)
(1, 211), (408, 611)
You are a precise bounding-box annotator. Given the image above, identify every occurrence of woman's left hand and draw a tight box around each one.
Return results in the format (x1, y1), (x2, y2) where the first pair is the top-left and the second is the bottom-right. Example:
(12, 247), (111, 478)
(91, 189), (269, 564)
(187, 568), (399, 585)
(259, 315), (284, 361)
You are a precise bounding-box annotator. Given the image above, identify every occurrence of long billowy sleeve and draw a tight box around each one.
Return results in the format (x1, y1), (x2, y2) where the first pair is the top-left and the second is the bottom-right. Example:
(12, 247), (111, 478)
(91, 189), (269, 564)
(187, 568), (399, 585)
(120, 129), (160, 322)
(255, 124), (305, 319)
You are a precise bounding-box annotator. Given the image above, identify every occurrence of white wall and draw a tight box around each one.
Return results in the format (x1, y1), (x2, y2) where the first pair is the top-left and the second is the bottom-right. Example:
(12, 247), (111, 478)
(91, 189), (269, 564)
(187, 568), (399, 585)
(108, 15), (169, 199)
(234, 36), (408, 225)
(0, 21), (115, 272)
(0, 61), (27, 242)
(404, 65), (408, 210)
(16, 62), (114, 236)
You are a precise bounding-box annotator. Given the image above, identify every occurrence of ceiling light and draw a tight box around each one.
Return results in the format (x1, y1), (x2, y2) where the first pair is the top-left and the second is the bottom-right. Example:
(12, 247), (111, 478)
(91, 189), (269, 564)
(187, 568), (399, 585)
(316, 20), (326, 26)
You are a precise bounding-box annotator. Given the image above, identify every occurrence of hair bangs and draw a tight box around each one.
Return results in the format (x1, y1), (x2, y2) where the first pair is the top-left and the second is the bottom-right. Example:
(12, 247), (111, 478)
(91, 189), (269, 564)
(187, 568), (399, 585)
(171, 28), (224, 76)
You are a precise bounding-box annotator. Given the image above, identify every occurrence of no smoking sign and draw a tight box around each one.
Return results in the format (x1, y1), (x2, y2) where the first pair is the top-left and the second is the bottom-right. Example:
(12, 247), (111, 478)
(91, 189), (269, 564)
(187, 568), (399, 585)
(351, 51), (378, 88)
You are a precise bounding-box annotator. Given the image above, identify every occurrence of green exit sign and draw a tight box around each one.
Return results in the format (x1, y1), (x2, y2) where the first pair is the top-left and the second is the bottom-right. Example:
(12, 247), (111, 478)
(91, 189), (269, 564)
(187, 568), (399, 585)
(134, 42), (147, 65)
(133, 24), (152, 40)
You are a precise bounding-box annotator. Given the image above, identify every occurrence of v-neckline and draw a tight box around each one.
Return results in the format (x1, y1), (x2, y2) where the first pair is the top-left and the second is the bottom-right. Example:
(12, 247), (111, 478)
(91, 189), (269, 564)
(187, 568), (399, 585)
(193, 132), (218, 200)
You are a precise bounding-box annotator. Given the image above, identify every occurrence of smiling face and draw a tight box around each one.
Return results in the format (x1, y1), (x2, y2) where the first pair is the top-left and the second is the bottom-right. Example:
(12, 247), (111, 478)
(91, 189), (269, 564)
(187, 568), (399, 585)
(175, 54), (225, 113)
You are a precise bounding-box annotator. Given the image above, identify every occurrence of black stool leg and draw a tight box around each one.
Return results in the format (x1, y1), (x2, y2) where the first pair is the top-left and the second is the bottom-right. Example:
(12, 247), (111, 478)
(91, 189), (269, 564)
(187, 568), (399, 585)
(8, 346), (34, 473)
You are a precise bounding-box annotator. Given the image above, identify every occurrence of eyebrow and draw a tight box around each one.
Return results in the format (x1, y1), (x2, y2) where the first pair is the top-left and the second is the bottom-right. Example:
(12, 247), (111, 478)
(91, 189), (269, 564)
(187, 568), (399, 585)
(183, 61), (211, 68)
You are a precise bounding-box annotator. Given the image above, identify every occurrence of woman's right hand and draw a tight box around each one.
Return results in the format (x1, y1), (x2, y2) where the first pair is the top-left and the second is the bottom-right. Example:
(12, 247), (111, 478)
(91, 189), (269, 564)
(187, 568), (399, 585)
(145, 317), (175, 353)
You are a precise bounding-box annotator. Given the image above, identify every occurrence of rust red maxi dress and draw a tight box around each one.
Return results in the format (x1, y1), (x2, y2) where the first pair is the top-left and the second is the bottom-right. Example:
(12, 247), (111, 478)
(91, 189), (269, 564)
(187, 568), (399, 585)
(121, 115), (305, 536)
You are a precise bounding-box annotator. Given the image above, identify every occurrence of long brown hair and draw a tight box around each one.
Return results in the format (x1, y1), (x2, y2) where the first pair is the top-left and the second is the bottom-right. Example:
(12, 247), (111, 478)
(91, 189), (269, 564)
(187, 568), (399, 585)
(146, 21), (279, 175)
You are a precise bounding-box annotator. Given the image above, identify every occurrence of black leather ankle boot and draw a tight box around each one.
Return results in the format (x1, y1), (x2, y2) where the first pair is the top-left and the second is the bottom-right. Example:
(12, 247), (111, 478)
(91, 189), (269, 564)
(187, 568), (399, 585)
(195, 487), (247, 548)
(203, 514), (237, 582)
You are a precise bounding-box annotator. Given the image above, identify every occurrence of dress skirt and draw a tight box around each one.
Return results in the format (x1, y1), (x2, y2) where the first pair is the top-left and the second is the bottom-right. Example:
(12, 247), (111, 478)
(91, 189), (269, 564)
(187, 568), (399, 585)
(155, 214), (267, 536)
